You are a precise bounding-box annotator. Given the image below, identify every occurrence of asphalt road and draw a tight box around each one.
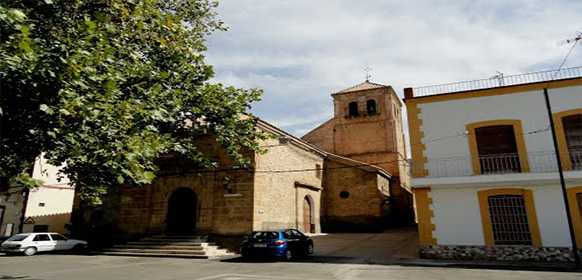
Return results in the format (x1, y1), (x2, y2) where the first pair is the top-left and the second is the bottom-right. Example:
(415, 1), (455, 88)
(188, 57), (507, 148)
(0, 254), (580, 280)
(309, 228), (419, 263)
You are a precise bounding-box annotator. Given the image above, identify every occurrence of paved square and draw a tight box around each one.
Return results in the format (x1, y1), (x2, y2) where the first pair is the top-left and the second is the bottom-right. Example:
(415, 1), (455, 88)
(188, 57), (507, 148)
(0, 254), (580, 280)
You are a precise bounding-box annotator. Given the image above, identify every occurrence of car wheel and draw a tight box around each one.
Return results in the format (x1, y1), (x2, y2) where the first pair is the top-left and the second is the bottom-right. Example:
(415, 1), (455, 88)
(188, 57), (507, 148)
(23, 247), (37, 256)
(284, 250), (293, 261)
(307, 244), (314, 255)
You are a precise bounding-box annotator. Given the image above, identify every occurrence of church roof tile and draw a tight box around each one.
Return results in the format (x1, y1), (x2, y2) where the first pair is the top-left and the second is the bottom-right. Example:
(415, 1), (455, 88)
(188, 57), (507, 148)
(334, 81), (390, 94)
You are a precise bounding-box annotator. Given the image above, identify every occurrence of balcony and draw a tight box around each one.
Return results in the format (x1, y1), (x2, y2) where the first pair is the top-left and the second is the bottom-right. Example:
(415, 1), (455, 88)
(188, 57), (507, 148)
(478, 153), (522, 175)
(411, 149), (582, 179)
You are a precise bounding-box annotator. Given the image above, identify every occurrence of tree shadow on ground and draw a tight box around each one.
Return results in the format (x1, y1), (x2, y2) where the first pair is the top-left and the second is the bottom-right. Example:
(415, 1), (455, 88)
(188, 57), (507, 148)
(220, 255), (582, 273)
(220, 255), (357, 264)
(0, 275), (43, 280)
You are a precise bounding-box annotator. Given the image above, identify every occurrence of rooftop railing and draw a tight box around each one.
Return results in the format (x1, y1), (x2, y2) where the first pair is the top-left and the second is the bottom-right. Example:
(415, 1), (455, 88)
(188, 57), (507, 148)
(405, 66), (582, 98)
(411, 149), (582, 178)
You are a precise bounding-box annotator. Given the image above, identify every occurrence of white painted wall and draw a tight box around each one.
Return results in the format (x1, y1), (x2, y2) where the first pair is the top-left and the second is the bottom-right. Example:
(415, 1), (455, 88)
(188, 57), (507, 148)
(25, 186), (75, 218)
(431, 187), (484, 245)
(416, 83), (581, 248)
(431, 184), (573, 247)
(1, 154), (73, 236)
(532, 185), (572, 247)
(23, 154), (75, 233)
(419, 85), (582, 177)
(31, 154), (70, 186)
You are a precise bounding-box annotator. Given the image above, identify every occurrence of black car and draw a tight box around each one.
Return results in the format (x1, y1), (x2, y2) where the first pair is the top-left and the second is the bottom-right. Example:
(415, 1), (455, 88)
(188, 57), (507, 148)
(240, 229), (314, 261)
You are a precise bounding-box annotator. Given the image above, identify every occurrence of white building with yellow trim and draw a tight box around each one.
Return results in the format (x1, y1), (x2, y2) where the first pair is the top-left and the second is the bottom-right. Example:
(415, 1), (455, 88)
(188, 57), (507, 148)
(1, 155), (74, 237)
(404, 66), (582, 262)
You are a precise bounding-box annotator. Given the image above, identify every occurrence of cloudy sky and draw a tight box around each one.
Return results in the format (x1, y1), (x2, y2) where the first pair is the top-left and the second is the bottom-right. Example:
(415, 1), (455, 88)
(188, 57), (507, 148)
(206, 0), (582, 139)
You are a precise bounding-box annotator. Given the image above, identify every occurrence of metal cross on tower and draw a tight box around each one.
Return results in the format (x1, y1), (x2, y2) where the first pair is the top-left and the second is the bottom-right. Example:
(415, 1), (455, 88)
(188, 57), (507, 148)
(364, 66), (372, 82)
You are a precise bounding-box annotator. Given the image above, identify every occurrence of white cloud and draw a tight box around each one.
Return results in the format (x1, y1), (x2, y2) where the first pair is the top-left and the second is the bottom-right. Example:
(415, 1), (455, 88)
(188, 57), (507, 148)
(206, 0), (582, 141)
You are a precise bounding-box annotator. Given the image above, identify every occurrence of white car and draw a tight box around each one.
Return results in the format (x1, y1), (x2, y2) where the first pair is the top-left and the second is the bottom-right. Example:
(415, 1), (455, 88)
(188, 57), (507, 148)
(1, 232), (88, 256)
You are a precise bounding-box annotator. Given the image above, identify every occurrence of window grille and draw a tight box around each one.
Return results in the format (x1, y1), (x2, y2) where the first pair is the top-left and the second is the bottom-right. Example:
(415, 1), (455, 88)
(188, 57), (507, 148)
(563, 114), (582, 170)
(487, 195), (532, 245)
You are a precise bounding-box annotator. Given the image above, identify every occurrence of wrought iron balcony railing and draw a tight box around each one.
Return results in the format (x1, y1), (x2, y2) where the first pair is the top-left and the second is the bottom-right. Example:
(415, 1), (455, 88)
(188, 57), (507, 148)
(411, 149), (582, 178)
(479, 153), (522, 175)
(407, 66), (582, 98)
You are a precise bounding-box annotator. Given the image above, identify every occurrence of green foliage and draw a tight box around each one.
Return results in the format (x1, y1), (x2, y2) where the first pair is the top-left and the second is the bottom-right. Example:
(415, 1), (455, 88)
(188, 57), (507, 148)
(9, 173), (42, 189)
(0, 0), (265, 204)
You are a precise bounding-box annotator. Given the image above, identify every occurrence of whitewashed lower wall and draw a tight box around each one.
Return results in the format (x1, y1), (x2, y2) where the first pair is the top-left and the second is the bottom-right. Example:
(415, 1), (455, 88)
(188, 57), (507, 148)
(532, 185), (571, 247)
(431, 187), (484, 245)
(431, 184), (574, 247)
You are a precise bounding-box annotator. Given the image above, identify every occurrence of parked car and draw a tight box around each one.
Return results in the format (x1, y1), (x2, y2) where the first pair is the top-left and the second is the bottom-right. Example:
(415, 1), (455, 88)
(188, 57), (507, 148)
(0, 232), (88, 256)
(240, 229), (314, 261)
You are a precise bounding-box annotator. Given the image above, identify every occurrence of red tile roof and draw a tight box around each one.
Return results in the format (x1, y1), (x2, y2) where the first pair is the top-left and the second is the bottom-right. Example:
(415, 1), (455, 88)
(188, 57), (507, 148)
(335, 81), (390, 94)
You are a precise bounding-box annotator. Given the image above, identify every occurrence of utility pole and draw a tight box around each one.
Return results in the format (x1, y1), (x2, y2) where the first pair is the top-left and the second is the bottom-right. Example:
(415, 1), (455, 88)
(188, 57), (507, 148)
(543, 88), (580, 269)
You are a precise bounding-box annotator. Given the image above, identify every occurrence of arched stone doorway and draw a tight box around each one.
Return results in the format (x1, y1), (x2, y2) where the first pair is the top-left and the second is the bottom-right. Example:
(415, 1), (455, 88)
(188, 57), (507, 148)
(303, 195), (314, 233)
(166, 188), (197, 235)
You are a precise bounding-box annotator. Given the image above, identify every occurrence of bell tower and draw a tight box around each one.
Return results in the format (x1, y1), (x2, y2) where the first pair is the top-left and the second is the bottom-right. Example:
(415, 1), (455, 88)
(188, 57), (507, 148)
(303, 79), (412, 223)
(331, 81), (406, 171)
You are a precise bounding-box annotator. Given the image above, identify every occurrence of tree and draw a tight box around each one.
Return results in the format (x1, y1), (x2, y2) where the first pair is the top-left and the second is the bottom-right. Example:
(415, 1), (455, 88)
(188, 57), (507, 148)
(0, 0), (265, 204)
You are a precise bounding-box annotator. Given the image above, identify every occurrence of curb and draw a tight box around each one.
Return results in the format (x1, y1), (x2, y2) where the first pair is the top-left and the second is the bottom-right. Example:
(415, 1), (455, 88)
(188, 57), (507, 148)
(389, 258), (582, 272)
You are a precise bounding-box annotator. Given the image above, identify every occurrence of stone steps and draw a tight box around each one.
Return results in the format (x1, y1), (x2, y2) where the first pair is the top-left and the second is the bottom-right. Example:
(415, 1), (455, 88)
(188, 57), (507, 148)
(124, 241), (216, 246)
(99, 235), (234, 259)
(149, 235), (210, 239)
(100, 251), (209, 259)
(113, 244), (206, 250)
(105, 248), (207, 255)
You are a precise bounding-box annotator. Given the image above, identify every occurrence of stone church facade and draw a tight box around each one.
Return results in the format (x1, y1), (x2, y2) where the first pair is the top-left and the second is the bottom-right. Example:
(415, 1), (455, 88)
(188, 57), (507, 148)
(77, 118), (393, 242)
(302, 81), (413, 225)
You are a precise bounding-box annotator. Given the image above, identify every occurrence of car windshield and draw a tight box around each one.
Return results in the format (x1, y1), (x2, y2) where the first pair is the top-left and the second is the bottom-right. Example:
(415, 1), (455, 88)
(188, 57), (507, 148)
(250, 231), (279, 240)
(6, 234), (30, 241)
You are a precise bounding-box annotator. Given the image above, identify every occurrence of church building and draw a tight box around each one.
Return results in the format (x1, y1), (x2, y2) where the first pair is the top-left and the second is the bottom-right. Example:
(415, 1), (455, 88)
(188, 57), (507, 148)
(76, 116), (396, 243)
(303, 81), (413, 227)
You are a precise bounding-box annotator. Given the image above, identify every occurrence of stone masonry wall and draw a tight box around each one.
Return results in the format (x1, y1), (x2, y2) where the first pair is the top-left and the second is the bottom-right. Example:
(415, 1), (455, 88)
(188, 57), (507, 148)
(420, 245), (580, 263)
(302, 85), (413, 226)
(322, 159), (387, 231)
(253, 137), (324, 233)
(115, 170), (255, 238)
(110, 135), (257, 239)
(0, 187), (26, 237)
(301, 118), (335, 152)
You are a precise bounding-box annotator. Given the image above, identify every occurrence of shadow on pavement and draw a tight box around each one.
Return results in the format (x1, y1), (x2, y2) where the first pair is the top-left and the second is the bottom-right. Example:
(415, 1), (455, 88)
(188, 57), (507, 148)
(220, 255), (582, 273)
(222, 227), (420, 266)
(0, 251), (98, 258)
(220, 255), (357, 264)
(0, 275), (42, 280)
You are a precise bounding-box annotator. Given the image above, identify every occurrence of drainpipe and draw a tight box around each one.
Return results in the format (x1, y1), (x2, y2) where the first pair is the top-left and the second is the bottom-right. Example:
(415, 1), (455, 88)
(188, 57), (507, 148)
(543, 88), (580, 269)
(18, 188), (30, 233)
(295, 186), (298, 229)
